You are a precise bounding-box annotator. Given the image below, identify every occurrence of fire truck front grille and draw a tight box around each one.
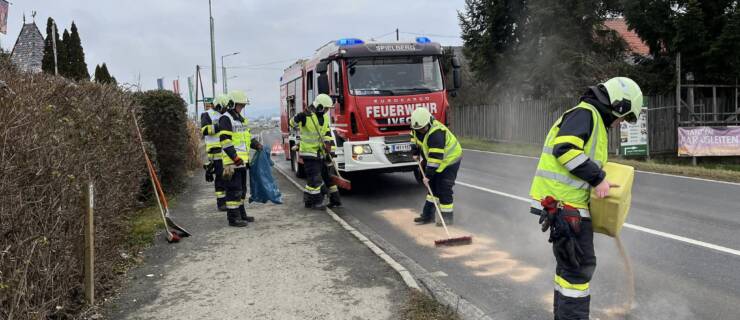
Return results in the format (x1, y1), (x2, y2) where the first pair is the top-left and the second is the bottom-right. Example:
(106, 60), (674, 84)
(386, 151), (415, 164)
(385, 134), (412, 143)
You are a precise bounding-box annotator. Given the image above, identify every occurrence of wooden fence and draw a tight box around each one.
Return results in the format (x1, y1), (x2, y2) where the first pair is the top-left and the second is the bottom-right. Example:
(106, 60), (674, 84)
(450, 95), (678, 155)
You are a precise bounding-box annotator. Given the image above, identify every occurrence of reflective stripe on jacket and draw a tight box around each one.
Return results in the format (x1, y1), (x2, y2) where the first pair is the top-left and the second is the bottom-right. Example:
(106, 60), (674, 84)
(529, 102), (608, 208)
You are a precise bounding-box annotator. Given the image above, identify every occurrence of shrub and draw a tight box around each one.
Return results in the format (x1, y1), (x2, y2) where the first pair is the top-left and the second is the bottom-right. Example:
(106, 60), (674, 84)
(0, 61), (145, 318)
(133, 90), (190, 193)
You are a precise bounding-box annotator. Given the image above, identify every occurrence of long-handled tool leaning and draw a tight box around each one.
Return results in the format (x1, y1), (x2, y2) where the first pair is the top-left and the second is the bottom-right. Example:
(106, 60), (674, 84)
(132, 111), (191, 242)
(416, 160), (472, 247)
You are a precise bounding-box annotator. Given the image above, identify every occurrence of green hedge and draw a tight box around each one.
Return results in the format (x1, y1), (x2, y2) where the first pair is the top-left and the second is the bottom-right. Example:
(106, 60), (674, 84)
(133, 90), (190, 193)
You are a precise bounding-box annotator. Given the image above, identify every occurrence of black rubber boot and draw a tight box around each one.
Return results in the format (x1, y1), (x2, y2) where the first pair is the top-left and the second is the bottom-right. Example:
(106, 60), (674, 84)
(327, 191), (342, 208)
(217, 198), (227, 211)
(240, 206), (255, 222)
(436, 211), (454, 226)
(311, 193), (326, 210)
(303, 191), (312, 208)
(228, 220), (248, 227)
(414, 201), (435, 224)
(227, 209), (247, 227)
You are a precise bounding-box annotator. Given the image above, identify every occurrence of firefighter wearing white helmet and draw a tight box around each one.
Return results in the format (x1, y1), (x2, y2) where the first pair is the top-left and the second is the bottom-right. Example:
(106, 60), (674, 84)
(217, 90), (263, 227)
(409, 107), (462, 226)
(201, 94), (230, 211)
(529, 77), (643, 320)
(290, 93), (341, 209)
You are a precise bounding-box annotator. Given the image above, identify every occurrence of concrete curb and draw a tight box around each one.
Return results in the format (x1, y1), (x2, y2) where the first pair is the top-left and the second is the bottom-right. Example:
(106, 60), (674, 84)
(274, 166), (493, 320)
(275, 166), (420, 290)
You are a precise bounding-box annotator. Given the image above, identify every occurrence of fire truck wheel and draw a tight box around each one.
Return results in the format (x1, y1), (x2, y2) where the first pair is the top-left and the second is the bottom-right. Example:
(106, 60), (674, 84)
(291, 150), (306, 179)
(413, 167), (425, 185)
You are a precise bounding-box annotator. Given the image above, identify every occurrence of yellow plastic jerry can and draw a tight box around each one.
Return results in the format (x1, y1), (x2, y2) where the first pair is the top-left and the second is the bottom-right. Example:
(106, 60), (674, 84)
(589, 162), (635, 237)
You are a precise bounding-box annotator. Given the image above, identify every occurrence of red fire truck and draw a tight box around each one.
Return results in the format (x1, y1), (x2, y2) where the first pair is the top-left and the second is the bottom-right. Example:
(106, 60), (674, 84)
(280, 37), (461, 179)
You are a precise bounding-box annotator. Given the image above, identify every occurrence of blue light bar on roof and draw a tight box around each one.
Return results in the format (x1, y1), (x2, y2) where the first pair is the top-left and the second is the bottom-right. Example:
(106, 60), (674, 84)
(415, 37), (432, 44)
(336, 38), (365, 46)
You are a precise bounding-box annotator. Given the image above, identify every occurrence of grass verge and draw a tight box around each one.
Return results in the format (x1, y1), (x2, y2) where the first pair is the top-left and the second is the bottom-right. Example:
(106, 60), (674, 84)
(127, 204), (167, 250)
(459, 137), (740, 183)
(401, 291), (461, 320)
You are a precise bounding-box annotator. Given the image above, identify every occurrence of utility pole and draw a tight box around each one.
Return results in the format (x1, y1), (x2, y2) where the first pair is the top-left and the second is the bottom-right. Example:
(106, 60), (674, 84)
(209, 0), (217, 98)
(221, 52), (240, 94)
(52, 23), (58, 76)
(396, 28), (399, 41)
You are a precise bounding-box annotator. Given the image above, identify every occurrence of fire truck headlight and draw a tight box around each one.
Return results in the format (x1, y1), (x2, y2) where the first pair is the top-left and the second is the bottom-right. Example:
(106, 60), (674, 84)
(352, 145), (372, 155)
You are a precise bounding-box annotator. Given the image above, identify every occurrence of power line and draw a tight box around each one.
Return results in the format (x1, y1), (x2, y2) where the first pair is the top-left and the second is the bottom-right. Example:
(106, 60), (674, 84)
(400, 31), (460, 39)
(229, 57), (308, 69)
(370, 30), (397, 40)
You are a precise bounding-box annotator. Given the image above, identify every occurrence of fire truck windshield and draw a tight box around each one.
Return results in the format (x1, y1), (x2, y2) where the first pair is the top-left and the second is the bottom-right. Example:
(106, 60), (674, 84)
(347, 56), (443, 96)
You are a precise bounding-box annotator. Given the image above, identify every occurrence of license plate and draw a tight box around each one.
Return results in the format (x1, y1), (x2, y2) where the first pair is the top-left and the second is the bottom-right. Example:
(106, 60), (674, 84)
(390, 143), (412, 153)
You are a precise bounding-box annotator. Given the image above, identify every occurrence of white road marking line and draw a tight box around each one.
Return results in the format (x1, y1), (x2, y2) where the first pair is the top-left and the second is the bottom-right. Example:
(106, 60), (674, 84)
(463, 148), (740, 186)
(463, 148), (538, 160)
(621, 223), (740, 257)
(456, 180), (740, 257)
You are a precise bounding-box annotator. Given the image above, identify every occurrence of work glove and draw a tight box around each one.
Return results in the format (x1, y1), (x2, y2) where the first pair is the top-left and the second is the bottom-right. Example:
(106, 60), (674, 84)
(538, 196), (560, 233)
(554, 237), (584, 269)
(251, 138), (263, 151)
(222, 164), (236, 179)
(410, 144), (420, 156)
(294, 112), (307, 126)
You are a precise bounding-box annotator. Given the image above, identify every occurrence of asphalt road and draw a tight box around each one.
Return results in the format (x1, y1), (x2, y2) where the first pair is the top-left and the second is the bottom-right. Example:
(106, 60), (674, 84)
(264, 130), (740, 320)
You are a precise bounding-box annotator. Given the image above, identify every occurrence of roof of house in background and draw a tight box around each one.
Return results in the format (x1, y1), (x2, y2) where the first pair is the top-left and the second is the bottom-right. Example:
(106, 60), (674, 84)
(604, 18), (650, 56)
(10, 22), (45, 73)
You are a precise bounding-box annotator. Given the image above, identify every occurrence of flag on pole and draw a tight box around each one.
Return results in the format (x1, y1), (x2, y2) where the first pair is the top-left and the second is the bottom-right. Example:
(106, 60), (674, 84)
(0, 0), (9, 35)
(156, 78), (164, 90)
(187, 76), (194, 104)
(173, 79), (180, 95)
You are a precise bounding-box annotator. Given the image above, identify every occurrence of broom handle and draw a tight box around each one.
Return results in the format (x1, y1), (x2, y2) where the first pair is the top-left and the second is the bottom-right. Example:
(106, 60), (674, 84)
(417, 160), (452, 238)
(308, 115), (343, 179)
(132, 111), (170, 210)
(132, 111), (170, 232)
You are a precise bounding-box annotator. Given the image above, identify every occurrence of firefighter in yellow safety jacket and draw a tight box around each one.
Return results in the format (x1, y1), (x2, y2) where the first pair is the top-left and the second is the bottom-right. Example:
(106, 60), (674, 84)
(217, 90), (262, 227)
(290, 94), (340, 210)
(529, 77), (643, 320)
(409, 107), (462, 226)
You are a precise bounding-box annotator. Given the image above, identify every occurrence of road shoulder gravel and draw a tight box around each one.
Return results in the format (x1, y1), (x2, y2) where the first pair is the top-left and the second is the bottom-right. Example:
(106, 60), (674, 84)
(104, 172), (407, 320)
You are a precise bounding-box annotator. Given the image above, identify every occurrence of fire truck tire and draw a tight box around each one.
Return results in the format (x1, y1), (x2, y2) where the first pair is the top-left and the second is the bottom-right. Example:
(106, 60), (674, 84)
(413, 167), (425, 185)
(290, 150), (306, 179)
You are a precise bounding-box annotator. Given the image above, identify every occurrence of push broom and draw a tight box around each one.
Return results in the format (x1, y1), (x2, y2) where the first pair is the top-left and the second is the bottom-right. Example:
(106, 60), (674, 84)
(416, 161), (472, 247)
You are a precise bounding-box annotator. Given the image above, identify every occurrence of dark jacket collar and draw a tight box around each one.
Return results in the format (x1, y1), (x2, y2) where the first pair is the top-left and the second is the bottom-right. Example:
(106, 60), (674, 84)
(580, 88), (618, 127)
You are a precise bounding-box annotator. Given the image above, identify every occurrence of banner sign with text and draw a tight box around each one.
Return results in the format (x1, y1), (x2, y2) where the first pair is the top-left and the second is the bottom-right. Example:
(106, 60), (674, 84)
(0, 0), (9, 35)
(678, 126), (740, 157)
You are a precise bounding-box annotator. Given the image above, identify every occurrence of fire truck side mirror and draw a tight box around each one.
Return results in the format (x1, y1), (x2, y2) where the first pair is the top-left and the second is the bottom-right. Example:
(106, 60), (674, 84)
(451, 56), (462, 91)
(451, 56), (461, 68)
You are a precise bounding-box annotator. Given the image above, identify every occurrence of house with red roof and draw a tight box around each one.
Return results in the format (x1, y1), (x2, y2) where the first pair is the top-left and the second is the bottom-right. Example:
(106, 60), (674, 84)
(604, 18), (651, 57)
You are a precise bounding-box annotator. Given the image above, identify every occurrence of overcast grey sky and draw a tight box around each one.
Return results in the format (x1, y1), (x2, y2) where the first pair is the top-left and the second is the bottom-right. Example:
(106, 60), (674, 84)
(1, 0), (465, 118)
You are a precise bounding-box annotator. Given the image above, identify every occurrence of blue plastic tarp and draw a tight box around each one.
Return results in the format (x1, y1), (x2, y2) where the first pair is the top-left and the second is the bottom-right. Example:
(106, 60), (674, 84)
(249, 146), (283, 204)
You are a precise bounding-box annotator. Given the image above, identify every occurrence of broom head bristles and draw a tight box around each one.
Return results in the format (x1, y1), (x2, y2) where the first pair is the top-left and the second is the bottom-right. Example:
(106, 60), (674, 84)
(434, 235), (473, 247)
(331, 175), (352, 190)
